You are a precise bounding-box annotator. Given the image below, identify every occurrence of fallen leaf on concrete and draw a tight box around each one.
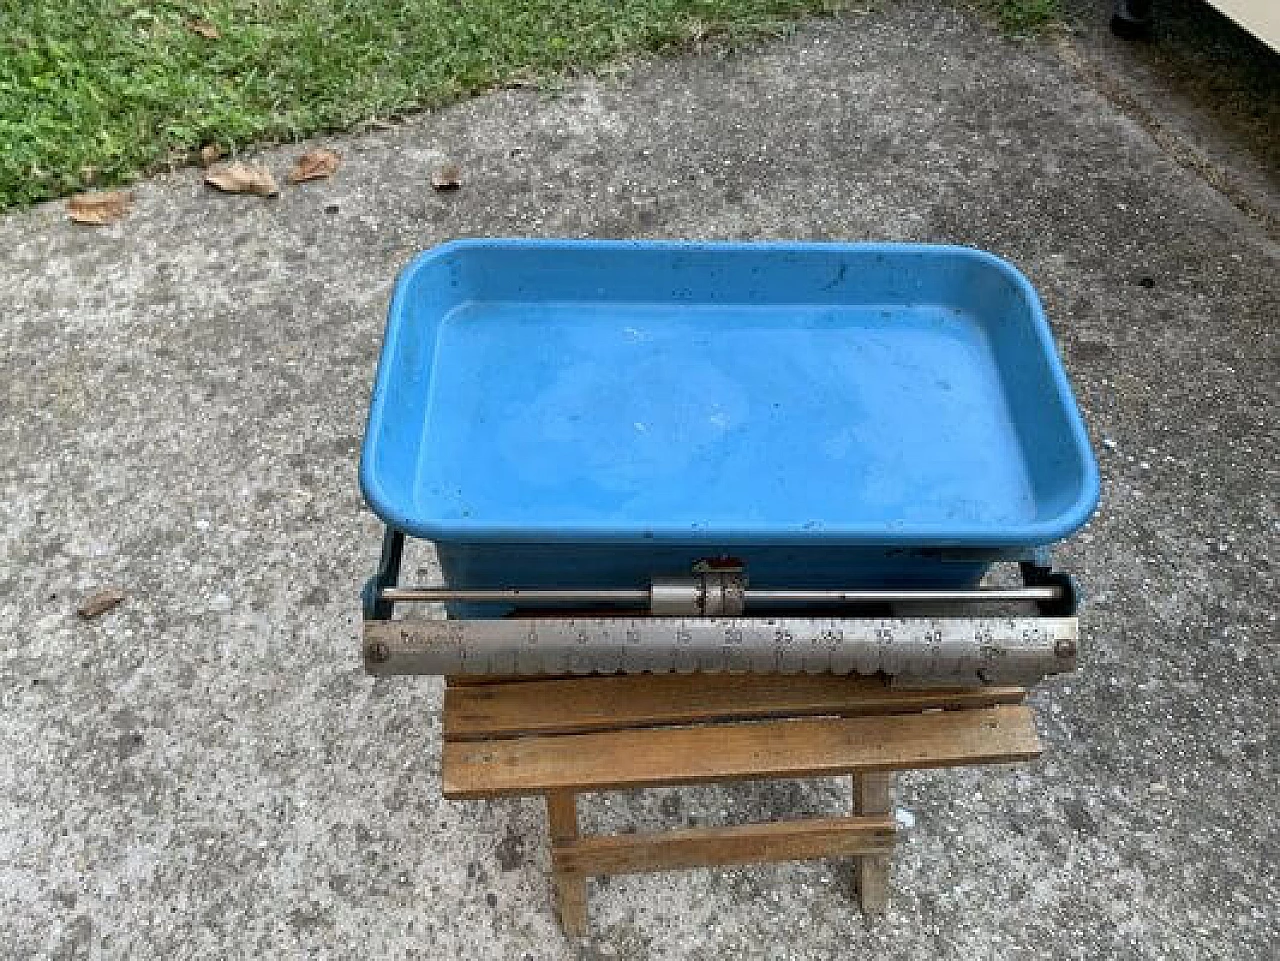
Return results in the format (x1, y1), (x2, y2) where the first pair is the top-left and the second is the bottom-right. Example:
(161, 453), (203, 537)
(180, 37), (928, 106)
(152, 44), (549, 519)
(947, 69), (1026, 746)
(205, 161), (278, 197)
(187, 19), (220, 39)
(77, 587), (126, 619)
(431, 162), (462, 191)
(287, 148), (341, 184)
(199, 144), (224, 167)
(66, 190), (134, 226)
(503, 70), (540, 89)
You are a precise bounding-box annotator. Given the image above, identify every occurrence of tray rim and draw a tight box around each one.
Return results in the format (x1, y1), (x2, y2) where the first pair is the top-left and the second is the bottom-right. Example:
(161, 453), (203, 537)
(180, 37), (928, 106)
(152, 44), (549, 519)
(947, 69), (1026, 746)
(360, 238), (1101, 547)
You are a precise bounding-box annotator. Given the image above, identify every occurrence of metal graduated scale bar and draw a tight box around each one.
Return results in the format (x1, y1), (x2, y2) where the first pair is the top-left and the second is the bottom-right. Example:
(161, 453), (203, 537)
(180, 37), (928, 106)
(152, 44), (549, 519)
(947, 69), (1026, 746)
(363, 615), (1077, 684)
(361, 545), (1080, 685)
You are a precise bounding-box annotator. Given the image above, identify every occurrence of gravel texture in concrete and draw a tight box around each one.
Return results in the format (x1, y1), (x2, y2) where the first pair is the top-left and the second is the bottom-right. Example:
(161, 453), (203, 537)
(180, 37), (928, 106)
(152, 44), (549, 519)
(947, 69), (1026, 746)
(1, 2), (1276, 958)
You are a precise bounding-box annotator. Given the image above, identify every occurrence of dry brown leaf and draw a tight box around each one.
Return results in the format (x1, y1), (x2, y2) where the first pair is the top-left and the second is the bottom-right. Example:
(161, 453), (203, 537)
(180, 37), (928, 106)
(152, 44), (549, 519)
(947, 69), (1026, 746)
(204, 161), (279, 197)
(199, 144), (224, 167)
(67, 190), (134, 226)
(287, 148), (341, 184)
(77, 587), (126, 619)
(431, 162), (462, 191)
(502, 70), (540, 89)
(187, 19), (220, 40)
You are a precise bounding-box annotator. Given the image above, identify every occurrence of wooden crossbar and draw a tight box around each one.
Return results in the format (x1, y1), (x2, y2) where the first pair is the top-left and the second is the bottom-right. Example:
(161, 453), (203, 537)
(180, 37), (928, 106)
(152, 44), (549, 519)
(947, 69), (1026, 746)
(552, 814), (897, 876)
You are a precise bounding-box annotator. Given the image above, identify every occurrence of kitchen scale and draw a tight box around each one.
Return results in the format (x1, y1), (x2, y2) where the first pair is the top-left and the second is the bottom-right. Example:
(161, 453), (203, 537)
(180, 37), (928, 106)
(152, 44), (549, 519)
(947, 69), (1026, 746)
(358, 240), (1099, 686)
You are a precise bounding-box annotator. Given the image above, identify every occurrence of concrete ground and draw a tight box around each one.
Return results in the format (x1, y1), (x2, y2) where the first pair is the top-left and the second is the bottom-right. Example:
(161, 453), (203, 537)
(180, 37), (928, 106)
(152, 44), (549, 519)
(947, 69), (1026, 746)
(1, 1), (1276, 958)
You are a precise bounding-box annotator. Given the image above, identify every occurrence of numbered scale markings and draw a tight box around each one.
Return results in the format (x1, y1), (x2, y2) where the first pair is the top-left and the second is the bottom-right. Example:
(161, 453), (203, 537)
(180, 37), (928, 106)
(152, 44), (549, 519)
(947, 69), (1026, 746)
(363, 616), (1077, 683)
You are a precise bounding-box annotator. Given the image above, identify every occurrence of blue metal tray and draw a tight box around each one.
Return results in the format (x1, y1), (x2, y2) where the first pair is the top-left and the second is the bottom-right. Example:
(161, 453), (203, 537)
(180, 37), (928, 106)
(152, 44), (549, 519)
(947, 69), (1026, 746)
(360, 240), (1098, 591)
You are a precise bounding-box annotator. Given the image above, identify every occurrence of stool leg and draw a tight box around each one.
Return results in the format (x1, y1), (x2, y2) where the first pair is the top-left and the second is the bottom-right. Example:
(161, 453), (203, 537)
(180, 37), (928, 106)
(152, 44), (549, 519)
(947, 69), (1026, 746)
(852, 773), (894, 917)
(546, 791), (588, 936)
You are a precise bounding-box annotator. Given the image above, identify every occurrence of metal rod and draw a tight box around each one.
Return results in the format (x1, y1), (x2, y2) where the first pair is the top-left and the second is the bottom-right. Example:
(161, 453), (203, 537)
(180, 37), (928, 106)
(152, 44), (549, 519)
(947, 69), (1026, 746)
(743, 587), (1061, 603)
(379, 587), (652, 604)
(379, 585), (1061, 605)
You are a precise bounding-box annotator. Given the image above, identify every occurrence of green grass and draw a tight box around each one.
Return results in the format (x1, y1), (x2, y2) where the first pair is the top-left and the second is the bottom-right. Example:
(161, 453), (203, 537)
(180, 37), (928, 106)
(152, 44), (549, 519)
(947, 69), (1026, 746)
(987, 0), (1059, 34)
(0, 0), (851, 210)
(0, 0), (1058, 211)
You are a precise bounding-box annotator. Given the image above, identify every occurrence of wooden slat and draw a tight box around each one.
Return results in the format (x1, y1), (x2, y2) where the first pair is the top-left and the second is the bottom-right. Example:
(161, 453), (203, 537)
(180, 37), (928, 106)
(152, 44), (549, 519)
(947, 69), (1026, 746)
(442, 704), (1040, 798)
(853, 773), (893, 814)
(545, 792), (587, 936)
(445, 673), (584, 686)
(852, 773), (894, 916)
(443, 673), (1026, 740)
(552, 814), (896, 876)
